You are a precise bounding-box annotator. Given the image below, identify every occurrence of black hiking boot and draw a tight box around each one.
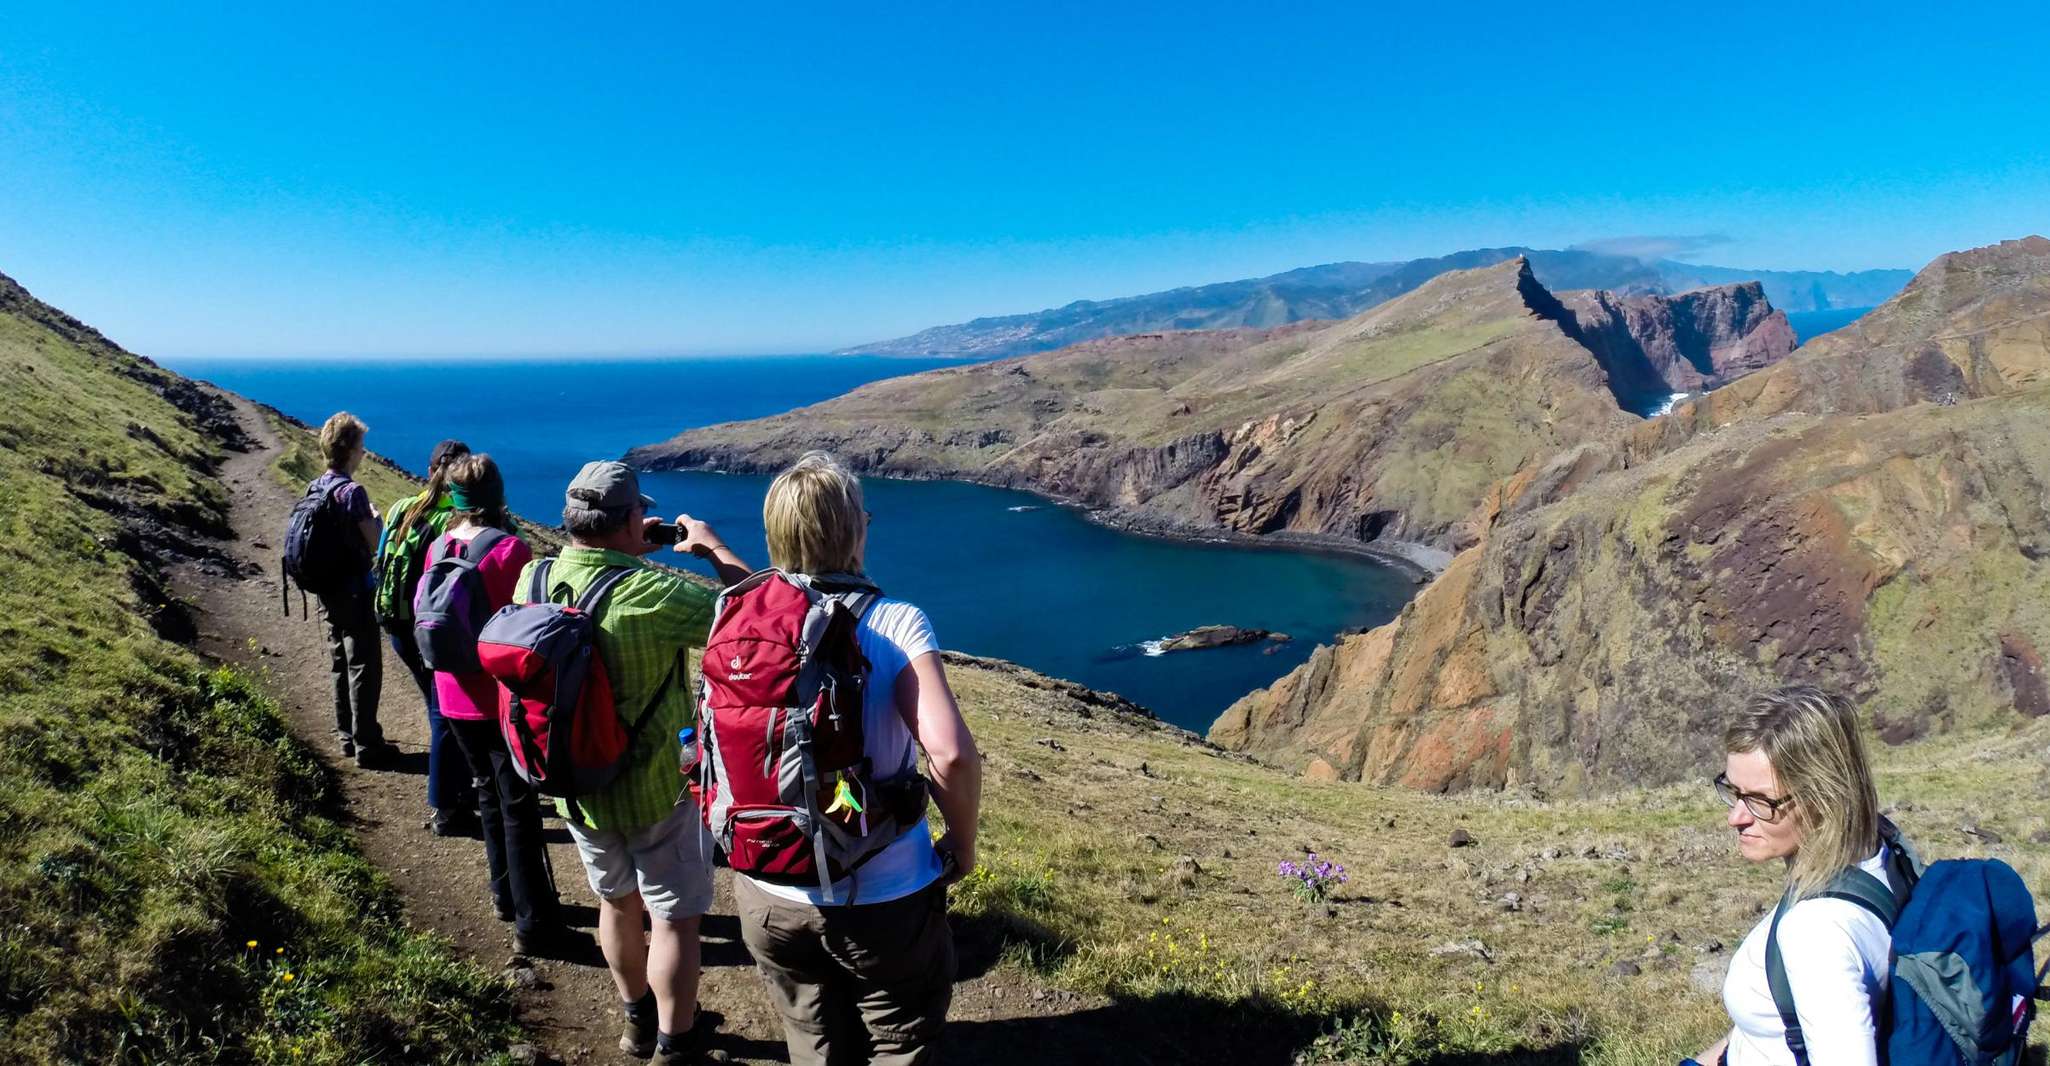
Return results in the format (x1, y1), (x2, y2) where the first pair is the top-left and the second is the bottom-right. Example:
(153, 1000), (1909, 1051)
(354, 740), (400, 770)
(431, 808), (480, 838)
(339, 737), (355, 759)
(649, 1008), (718, 1065)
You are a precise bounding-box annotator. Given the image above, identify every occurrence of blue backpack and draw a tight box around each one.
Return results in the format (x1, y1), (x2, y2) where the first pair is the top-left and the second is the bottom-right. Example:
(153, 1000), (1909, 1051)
(1767, 823), (2050, 1065)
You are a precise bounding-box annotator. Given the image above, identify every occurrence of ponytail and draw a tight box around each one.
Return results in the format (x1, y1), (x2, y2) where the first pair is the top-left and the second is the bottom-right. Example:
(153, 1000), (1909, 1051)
(392, 442), (471, 548)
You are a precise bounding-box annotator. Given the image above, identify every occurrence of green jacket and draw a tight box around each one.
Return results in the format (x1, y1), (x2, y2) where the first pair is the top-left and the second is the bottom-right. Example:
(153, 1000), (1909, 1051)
(373, 491), (455, 622)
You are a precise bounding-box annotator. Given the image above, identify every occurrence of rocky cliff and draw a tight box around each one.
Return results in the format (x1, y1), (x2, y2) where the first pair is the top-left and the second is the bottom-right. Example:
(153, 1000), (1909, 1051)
(1558, 282), (1796, 413)
(1213, 237), (2050, 793)
(634, 261), (1796, 562)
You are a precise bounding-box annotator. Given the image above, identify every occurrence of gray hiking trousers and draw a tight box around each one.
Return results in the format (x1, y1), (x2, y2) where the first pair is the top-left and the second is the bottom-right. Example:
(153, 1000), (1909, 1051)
(318, 587), (384, 747)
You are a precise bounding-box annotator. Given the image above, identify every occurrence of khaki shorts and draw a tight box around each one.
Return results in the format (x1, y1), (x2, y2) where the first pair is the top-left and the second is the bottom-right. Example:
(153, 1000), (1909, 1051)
(564, 802), (715, 921)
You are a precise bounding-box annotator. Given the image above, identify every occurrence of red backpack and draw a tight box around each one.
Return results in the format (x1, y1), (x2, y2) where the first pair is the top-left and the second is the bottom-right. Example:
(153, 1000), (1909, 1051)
(477, 560), (676, 817)
(696, 569), (926, 902)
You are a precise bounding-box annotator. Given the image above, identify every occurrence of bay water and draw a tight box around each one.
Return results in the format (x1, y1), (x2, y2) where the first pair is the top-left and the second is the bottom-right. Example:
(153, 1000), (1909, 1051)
(166, 356), (1415, 732)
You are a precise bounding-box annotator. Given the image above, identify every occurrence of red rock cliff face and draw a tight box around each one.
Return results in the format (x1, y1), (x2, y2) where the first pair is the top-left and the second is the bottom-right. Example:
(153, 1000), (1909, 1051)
(1558, 282), (1795, 411)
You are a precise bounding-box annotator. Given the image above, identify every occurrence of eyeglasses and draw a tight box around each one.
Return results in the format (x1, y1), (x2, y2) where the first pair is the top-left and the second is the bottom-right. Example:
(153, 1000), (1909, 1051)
(1713, 773), (1794, 823)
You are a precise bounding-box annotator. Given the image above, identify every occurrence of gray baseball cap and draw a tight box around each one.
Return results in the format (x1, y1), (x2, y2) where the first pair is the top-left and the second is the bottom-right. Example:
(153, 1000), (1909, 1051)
(565, 460), (657, 514)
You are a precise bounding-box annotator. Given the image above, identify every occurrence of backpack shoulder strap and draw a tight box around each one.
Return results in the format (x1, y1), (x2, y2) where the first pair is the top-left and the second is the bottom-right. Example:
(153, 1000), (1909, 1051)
(460, 527), (509, 565)
(526, 558), (554, 604)
(1816, 867), (1901, 927)
(2034, 923), (2049, 1002)
(1765, 897), (1811, 1066)
(838, 588), (881, 622)
(1764, 866), (1902, 1066)
(575, 565), (637, 616)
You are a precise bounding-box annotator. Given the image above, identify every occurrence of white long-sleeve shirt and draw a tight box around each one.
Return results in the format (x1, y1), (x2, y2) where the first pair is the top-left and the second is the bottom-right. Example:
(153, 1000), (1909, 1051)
(1721, 848), (1895, 1066)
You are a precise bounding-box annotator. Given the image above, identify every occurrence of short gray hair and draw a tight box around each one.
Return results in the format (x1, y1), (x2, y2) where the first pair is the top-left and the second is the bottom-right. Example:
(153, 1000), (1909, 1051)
(564, 505), (632, 538)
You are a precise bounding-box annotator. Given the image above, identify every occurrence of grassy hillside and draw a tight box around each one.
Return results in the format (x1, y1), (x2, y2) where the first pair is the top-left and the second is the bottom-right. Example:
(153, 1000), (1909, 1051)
(0, 273), (519, 1065)
(945, 655), (2049, 1063)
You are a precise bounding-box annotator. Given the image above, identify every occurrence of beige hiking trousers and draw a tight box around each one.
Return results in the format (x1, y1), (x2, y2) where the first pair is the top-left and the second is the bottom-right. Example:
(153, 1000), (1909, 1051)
(732, 875), (956, 1066)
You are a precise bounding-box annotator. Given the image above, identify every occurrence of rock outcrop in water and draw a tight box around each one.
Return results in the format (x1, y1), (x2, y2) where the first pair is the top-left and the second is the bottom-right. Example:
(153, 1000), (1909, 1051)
(631, 260), (1796, 565)
(1155, 626), (1289, 652)
(1212, 237), (2050, 793)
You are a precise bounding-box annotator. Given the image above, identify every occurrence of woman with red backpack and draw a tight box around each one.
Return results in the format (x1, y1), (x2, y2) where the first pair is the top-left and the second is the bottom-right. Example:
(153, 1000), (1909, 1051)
(710, 450), (984, 1066)
(417, 453), (574, 956)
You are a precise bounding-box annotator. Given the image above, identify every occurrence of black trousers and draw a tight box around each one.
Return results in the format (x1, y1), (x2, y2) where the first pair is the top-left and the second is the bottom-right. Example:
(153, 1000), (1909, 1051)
(447, 716), (557, 932)
(318, 587), (384, 746)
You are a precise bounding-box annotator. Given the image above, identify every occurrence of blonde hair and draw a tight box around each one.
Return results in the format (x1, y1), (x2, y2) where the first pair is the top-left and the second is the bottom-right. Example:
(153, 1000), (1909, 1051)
(1724, 685), (1880, 899)
(319, 412), (367, 469)
(763, 451), (866, 575)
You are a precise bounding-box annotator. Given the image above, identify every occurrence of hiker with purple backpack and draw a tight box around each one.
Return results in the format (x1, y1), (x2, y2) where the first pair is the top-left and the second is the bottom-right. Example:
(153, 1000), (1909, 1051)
(411, 453), (580, 956)
(281, 412), (395, 769)
(490, 460), (752, 1064)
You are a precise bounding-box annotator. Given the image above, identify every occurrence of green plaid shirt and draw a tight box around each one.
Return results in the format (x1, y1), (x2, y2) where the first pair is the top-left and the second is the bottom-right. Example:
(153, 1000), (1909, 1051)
(515, 546), (714, 831)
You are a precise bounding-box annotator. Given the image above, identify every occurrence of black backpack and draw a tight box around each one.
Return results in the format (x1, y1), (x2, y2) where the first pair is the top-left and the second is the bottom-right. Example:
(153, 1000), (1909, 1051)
(282, 475), (365, 614)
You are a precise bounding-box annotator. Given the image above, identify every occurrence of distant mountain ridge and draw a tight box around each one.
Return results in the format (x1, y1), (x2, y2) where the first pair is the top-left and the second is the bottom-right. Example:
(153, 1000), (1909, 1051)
(839, 246), (1910, 359)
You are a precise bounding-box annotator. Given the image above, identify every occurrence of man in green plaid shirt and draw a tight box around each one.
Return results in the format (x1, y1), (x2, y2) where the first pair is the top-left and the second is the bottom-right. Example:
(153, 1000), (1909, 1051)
(521, 461), (752, 1065)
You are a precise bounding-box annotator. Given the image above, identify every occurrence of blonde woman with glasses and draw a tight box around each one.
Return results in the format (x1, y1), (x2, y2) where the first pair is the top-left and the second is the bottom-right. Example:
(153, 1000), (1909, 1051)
(1689, 685), (1917, 1066)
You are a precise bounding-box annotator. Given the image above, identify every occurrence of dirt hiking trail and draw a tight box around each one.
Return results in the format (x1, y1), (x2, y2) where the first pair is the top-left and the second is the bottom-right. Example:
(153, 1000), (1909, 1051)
(172, 391), (1190, 1066)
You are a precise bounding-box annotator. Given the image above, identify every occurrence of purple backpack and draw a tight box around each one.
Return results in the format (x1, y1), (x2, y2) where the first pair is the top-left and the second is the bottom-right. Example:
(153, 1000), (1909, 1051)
(412, 529), (509, 674)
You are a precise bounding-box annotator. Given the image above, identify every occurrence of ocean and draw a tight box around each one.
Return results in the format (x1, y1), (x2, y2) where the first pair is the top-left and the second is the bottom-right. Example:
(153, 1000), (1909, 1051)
(1788, 306), (1873, 343)
(166, 355), (1416, 732)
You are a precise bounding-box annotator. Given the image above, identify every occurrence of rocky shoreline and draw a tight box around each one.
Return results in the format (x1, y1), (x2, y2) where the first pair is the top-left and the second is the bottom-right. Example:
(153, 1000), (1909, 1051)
(635, 457), (1450, 580)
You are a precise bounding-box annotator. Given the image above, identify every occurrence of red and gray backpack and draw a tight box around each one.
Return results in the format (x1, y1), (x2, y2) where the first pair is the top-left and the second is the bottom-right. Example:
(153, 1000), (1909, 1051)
(695, 569), (927, 902)
(476, 560), (675, 816)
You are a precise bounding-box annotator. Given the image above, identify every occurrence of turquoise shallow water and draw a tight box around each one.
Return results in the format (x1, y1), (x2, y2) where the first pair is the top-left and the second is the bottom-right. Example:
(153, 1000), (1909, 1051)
(167, 356), (1416, 731)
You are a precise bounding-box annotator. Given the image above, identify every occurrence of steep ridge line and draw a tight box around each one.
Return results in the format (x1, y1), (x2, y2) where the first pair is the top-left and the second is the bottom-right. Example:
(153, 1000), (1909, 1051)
(633, 258), (1797, 572)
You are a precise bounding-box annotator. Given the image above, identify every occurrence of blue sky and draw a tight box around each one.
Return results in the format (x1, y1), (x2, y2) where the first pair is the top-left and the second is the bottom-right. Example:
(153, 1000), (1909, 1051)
(2, 2), (2045, 358)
